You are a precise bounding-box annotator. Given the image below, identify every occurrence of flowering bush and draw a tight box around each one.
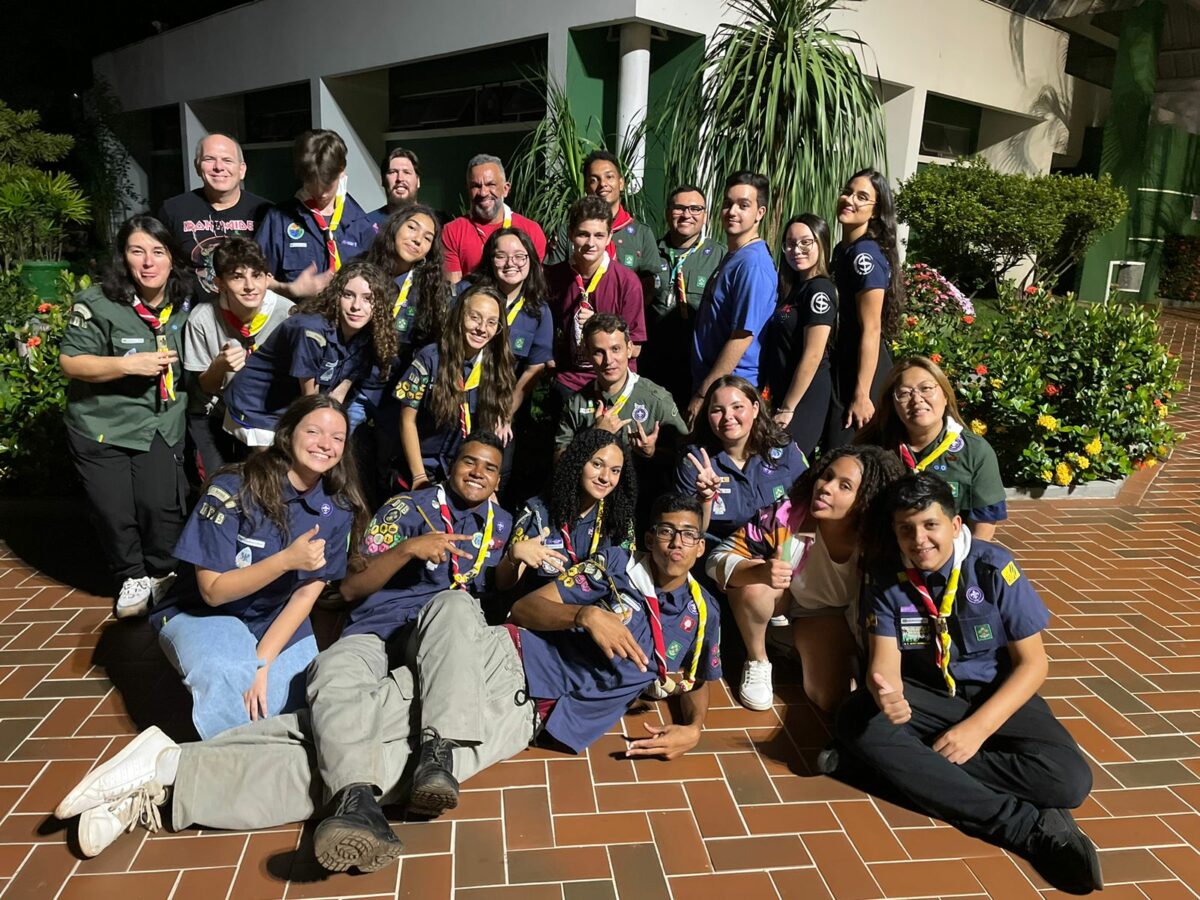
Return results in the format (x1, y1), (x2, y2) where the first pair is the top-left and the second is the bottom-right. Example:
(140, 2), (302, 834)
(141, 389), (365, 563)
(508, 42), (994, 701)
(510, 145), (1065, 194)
(1159, 235), (1200, 304)
(0, 272), (79, 493)
(903, 262), (974, 319)
(894, 282), (1181, 486)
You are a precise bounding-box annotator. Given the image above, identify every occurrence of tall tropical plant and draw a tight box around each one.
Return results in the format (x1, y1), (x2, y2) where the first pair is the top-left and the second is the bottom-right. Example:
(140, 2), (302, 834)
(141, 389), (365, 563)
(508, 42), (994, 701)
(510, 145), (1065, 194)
(509, 79), (648, 241)
(659, 0), (887, 242)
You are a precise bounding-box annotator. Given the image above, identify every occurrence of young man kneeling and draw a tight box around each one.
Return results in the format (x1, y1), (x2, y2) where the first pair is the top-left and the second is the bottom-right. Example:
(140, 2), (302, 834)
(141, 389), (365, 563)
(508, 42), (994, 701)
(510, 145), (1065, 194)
(834, 472), (1102, 895)
(53, 494), (720, 875)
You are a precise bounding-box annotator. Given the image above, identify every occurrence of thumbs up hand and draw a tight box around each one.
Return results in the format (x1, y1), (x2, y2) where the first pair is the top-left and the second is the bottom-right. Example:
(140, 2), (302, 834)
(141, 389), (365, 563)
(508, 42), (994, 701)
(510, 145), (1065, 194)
(284, 524), (326, 572)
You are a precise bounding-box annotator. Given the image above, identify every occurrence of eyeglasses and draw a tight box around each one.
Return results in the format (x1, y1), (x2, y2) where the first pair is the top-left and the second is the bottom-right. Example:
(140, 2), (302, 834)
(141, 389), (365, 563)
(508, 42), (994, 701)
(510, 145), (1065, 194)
(669, 204), (706, 216)
(650, 524), (702, 547)
(493, 253), (529, 266)
(783, 239), (817, 252)
(840, 189), (876, 206)
(893, 383), (941, 403)
(465, 310), (500, 331)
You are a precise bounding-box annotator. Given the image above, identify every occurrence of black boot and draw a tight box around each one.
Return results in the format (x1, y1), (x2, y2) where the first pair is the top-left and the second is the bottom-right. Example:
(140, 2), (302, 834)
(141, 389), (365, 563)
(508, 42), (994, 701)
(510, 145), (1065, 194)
(1022, 808), (1103, 895)
(314, 783), (404, 873)
(409, 727), (460, 817)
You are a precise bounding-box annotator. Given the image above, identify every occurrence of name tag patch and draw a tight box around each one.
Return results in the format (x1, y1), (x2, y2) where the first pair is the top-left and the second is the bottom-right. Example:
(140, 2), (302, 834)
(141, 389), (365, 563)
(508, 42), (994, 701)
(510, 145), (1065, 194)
(900, 616), (932, 648)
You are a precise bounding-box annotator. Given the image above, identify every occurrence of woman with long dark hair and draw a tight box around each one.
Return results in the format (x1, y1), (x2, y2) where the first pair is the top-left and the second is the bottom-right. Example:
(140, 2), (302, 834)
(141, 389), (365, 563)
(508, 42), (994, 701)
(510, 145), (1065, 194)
(827, 169), (905, 448)
(153, 395), (368, 739)
(59, 215), (195, 619)
(498, 429), (637, 593)
(222, 259), (398, 447)
(675, 374), (807, 541)
(394, 284), (517, 487)
(761, 213), (838, 457)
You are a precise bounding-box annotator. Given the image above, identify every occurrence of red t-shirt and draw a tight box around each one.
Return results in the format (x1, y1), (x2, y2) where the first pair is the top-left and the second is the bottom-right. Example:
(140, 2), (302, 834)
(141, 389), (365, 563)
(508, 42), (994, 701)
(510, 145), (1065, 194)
(546, 260), (648, 393)
(441, 211), (548, 278)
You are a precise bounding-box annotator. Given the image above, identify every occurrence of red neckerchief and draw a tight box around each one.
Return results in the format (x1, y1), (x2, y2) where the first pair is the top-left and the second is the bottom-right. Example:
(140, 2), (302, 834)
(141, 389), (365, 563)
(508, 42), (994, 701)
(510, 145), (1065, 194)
(130, 298), (171, 400)
(606, 206), (634, 260)
(303, 200), (339, 272)
(640, 592), (670, 683)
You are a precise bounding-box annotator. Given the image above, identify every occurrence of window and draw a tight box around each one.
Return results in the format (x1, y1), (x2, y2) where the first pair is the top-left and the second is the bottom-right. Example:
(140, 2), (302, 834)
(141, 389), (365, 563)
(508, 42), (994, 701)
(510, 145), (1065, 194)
(919, 95), (982, 160)
(245, 83), (312, 144)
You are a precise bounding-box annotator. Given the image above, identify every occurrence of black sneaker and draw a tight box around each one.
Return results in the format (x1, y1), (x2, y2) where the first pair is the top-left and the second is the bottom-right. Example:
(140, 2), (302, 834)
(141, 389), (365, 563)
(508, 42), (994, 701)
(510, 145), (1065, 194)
(816, 745), (840, 775)
(409, 727), (460, 817)
(1023, 808), (1103, 895)
(314, 783), (403, 873)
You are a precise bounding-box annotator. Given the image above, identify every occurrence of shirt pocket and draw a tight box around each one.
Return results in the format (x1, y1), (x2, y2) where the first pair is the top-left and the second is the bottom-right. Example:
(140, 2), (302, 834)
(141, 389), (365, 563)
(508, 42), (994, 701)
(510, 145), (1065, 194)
(956, 611), (1005, 658)
(111, 324), (151, 357)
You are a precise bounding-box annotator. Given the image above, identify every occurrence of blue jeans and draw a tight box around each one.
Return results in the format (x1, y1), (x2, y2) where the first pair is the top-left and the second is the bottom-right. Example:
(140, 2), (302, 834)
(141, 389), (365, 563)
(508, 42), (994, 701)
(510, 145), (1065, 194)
(159, 613), (318, 740)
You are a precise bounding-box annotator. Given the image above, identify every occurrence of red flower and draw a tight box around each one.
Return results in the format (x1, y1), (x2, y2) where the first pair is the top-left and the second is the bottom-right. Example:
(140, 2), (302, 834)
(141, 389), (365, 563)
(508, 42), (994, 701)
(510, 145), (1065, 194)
(1153, 399), (1164, 408)
(975, 364), (988, 376)
(1125, 384), (1133, 391)
(1044, 384), (1060, 397)
(962, 315), (975, 325)
(1024, 285), (1038, 295)
(36, 303), (53, 314)
(25, 336), (41, 348)
(905, 316), (918, 327)
(930, 353), (943, 364)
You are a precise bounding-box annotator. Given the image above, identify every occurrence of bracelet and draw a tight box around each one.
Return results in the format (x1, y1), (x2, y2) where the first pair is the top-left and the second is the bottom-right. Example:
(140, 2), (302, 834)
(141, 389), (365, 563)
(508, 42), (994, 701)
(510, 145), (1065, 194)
(573, 606), (585, 628)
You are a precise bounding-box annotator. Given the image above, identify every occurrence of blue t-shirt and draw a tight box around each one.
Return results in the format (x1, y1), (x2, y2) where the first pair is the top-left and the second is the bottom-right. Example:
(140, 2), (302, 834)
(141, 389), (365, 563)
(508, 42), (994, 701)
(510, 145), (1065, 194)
(394, 343), (481, 481)
(675, 441), (808, 541)
(153, 472), (353, 648)
(343, 486), (512, 641)
(866, 538), (1050, 689)
(519, 547), (722, 753)
(223, 313), (374, 431)
(690, 240), (777, 389)
(256, 196), (377, 284)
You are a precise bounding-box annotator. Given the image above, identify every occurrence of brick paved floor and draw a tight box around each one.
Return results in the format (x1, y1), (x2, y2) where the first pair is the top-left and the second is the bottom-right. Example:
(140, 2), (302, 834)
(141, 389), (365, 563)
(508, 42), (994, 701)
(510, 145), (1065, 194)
(0, 311), (1196, 899)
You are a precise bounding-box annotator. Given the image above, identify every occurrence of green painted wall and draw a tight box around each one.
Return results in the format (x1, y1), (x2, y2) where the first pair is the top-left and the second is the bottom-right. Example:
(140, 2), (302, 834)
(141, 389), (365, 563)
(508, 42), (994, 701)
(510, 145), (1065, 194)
(385, 131), (529, 215)
(644, 32), (705, 230)
(242, 147), (296, 205)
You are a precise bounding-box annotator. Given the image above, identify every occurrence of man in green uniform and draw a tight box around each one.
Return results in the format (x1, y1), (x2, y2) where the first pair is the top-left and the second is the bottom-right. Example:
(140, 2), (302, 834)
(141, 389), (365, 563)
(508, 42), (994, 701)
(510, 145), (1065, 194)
(643, 185), (725, 408)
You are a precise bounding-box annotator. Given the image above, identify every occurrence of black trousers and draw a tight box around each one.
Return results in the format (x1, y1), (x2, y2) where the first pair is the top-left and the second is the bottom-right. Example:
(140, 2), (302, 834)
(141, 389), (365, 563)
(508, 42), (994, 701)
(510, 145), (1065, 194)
(187, 413), (246, 483)
(824, 343), (893, 449)
(781, 367), (833, 461)
(835, 679), (1092, 849)
(68, 429), (187, 583)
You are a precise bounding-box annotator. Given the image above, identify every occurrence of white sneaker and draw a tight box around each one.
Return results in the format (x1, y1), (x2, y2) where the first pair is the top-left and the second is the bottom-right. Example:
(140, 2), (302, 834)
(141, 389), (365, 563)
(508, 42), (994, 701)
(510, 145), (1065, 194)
(56, 726), (178, 820)
(114, 577), (154, 619)
(768, 615), (790, 627)
(149, 573), (176, 605)
(739, 660), (774, 711)
(77, 783), (166, 857)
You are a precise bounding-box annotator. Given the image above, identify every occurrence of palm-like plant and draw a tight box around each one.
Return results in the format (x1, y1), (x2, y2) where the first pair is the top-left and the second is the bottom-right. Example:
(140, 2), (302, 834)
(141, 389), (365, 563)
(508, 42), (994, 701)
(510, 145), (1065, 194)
(660, 0), (887, 243)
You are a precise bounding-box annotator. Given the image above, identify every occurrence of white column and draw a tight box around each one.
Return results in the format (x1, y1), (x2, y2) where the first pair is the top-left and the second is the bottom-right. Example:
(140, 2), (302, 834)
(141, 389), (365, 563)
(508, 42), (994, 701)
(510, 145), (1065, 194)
(882, 85), (926, 262)
(314, 75), (388, 212)
(617, 22), (652, 188)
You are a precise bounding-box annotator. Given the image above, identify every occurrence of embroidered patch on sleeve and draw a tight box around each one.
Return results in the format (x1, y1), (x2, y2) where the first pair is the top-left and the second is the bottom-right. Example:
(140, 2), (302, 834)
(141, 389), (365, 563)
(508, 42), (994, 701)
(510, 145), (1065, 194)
(1001, 561), (1021, 585)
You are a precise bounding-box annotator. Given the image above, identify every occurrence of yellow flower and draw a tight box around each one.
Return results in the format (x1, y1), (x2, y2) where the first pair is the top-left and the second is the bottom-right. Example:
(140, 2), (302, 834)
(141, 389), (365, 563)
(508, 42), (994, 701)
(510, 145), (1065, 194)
(1157, 405), (1168, 419)
(970, 419), (988, 436)
(1156, 445), (1168, 456)
(1054, 462), (1074, 485)
(1084, 437), (1102, 457)
(1041, 469), (1053, 483)
(1037, 413), (1059, 432)
(990, 378), (1004, 389)
(1145, 457), (1158, 468)
(1075, 455), (1089, 470)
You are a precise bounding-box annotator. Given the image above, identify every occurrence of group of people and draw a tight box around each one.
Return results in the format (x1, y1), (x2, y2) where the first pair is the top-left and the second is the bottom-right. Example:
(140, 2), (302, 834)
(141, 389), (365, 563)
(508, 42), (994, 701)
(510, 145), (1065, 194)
(52, 128), (1101, 894)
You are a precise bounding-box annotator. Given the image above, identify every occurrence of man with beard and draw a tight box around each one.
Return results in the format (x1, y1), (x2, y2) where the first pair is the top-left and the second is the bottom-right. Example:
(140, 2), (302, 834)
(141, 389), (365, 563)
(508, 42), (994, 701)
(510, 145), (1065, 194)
(441, 154), (547, 284)
(367, 148), (423, 228)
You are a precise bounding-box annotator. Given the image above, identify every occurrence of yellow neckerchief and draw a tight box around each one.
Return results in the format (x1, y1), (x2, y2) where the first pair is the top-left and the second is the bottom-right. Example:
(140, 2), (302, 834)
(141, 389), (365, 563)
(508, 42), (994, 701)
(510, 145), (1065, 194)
(392, 270), (414, 320)
(300, 176), (347, 272)
(506, 293), (525, 326)
(561, 499), (604, 564)
(623, 551), (708, 693)
(901, 417), (964, 472)
(899, 528), (972, 696)
(435, 485), (495, 588)
(458, 351), (484, 436)
(575, 254), (609, 307)
(221, 293), (275, 349)
(670, 235), (705, 314)
(597, 371), (639, 418)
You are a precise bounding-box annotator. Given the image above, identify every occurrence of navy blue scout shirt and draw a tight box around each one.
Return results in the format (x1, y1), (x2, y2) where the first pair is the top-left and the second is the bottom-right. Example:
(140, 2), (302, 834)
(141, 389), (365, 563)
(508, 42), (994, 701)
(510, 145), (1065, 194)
(453, 280), (554, 373)
(394, 344), (479, 480)
(866, 538), (1049, 689)
(675, 442), (808, 541)
(153, 473), (353, 649)
(690, 240), (777, 389)
(344, 486), (512, 640)
(256, 196), (378, 284)
(519, 547), (722, 753)
(223, 313), (373, 432)
(511, 495), (634, 585)
(831, 236), (891, 397)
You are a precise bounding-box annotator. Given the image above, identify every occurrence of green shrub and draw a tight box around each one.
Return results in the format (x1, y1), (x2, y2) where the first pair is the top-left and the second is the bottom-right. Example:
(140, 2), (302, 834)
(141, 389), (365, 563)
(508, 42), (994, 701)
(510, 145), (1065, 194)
(897, 157), (1128, 293)
(0, 272), (80, 494)
(1159, 234), (1200, 303)
(893, 282), (1181, 486)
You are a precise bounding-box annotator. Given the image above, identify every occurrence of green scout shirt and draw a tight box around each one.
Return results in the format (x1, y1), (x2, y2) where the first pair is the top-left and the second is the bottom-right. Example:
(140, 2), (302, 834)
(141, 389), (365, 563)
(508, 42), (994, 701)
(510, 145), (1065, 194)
(548, 216), (663, 286)
(555, 371), (688, 451)
(650, 235), (726, 319)
(911, 423), (1007, 520)
(60, 284), (189, 451)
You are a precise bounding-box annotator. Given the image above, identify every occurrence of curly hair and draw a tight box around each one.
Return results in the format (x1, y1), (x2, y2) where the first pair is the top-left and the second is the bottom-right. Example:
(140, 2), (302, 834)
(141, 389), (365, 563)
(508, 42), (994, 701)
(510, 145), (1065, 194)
(364, 205), (449, 347)
(213, 394), (371, 574)
(296, 259), (398, 380)
(428, 285), (517, 431)
(856, 356), (965, 451)
(547, 429), (637, 545)
(846, 168), (905, 339)
(474, 226), (549, 320)
(789, 444), (905, 554)
(690, 375), (791, 460)
(101, 215), (195, 311)
(567, 195), (614, 234)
